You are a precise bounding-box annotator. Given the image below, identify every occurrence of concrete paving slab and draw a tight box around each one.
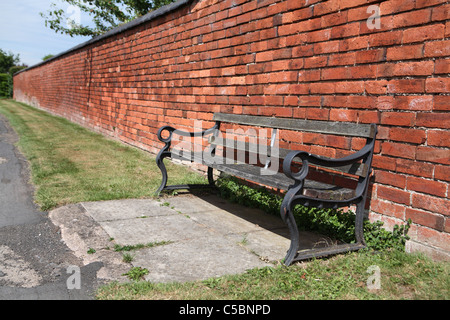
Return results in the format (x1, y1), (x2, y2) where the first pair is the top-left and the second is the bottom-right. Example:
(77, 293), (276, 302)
(49, 193), (336, 285)
(132, 235), (270, 283)
(81, 199), (175, 221)
(99, 214), (212, 245)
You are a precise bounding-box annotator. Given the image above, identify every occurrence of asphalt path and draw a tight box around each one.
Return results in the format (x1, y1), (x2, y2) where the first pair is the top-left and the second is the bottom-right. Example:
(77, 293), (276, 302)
(0, 114), (102, 300)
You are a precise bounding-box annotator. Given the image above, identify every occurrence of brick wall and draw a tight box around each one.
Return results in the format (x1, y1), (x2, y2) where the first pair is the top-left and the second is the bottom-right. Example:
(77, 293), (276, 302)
(13, 0), (449, 260)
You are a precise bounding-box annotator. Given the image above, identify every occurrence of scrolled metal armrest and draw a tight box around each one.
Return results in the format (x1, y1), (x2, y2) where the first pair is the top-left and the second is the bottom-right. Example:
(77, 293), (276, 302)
(283, 150), (310, 181)
(283, 142), (374, 182)
(157, 123), (219, 143)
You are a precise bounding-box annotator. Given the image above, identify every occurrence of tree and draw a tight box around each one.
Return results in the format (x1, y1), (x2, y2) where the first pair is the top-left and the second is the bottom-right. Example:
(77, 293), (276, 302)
(40, 0), (177, 38)
(0, 49), (26, 98)
(43, 54), (55, 61)
(0, 49), (20, 73)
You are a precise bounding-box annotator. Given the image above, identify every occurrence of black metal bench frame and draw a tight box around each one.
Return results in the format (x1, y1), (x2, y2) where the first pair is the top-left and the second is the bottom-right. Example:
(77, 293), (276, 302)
(156, 113), (377, 266)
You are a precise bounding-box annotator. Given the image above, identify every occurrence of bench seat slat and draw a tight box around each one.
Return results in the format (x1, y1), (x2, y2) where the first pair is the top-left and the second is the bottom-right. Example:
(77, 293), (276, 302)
(171, 152), (355, 201)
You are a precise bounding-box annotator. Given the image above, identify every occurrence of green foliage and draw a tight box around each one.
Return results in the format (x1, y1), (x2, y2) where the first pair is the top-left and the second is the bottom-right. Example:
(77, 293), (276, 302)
(123, 267), (149, 281)
(0, 50), (27, 98)
(42, 54), (55, 61)
(40, 0), (177, 37)
(0, 49), (20, 73)
(0, 74), (9, 97)
(364, 219), (411, 251)
(216, 176), (411, 251)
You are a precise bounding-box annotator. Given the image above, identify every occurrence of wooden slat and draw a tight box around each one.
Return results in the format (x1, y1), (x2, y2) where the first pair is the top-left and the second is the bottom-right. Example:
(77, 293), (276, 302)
(170, 151), (355, 200)
(213, 113), (376, 138)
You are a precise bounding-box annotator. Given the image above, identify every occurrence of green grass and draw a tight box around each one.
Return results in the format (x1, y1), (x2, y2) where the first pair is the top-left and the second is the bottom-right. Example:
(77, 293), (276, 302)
(96, 250), (449, 300)
(0, 99), (205, 210)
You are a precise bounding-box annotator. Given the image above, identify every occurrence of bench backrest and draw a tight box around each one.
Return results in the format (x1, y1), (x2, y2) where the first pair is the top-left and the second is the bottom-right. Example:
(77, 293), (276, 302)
(211, 113), (376, 178)
(213, 113), (376, 139)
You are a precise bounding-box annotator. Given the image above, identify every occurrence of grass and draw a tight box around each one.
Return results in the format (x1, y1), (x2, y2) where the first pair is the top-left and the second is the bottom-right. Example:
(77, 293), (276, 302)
(96, 250), (449, 300)
(1, 99), (448, 300)
(0, 99), (205, 210)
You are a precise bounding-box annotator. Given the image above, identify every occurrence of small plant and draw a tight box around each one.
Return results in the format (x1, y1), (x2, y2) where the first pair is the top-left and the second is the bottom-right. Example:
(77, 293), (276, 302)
(87, 248), (96, 254)
(122, 252), (134, 263)
(123, 267), (149, 281)
(239, 234), (248, 246)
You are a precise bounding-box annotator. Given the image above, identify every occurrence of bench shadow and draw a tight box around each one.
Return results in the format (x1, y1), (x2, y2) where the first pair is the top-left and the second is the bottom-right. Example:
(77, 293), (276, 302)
(185, 190), (342, 255)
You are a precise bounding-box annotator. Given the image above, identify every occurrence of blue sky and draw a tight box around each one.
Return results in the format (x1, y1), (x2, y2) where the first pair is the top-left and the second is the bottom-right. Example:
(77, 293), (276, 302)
(0, 0), (92, 66)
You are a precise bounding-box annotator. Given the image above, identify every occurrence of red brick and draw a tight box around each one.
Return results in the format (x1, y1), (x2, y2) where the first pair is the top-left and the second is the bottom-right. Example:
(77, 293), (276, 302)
(392, 61), (434, 77)
(330, 22), (360, 39)
(305, 108), (329, 120)
(309, 82), (335, 94)
(372, 199), (405, 219)
(393, 95), (433, 111)
(396, 158), (434, 178)
(416, 113), (450, 129)
(380, 112), (415, 126)
(321, 10), (348, 27)
(329, 109), (358, 122)
(313, 40), (340, 54)
(389, 127), (426, 144)
(432, 4), (450, 21)
(416, 0), (447, 9)
(377, 185), (411, 205)
(387, 79), (425, 94)
(433, 96), (450, 111)
(313, 0), (340, 16)
(358, 110), (379, 123)
(424, 40), (450, 57)
(416, 146), (450, 165)
(415, 226), (450, 251)
(356, 49), (386, 64)
(374, 170), (406, 189)
(304, 56), (328, 68)
(340, 35), (369, 51)
(335, 81), (364, 94)
(435, 59), (450, 74)
(392, 8), (431, 28)
(425, 77), (450, 93)
(412, 193), (450, 216)
(327, 52), (356, 66)
(381, 142), (416, 159)
(380, 0), (415, 14)
(406, 208), (445, 231)
(428, 130), (450, 147)
(386, 44), (424, 61)
(407, 176), (447, 197)
(365, 80), (388, 94)
(369, 30), (402, 47)
(402, 24), (445, 43)
(376, 96), (394, 110)
(435, 165), (450, 182)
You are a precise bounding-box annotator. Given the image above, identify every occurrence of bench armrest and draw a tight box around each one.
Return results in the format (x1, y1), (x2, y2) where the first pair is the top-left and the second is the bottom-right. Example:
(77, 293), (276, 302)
(157, 122), (219, 143)
(283, 139), (375, 182)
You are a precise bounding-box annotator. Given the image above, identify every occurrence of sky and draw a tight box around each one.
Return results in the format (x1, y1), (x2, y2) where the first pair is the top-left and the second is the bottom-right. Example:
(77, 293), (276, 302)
(0, 0), (93, 67)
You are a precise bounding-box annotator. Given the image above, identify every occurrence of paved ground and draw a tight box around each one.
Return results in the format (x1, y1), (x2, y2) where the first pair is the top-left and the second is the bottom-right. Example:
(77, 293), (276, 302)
(49, 194), (330, 285)
(0, 114), (329, 299)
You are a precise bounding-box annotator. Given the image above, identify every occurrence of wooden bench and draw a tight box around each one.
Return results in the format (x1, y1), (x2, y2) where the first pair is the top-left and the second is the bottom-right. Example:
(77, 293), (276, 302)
(155, 113), (377, 265)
